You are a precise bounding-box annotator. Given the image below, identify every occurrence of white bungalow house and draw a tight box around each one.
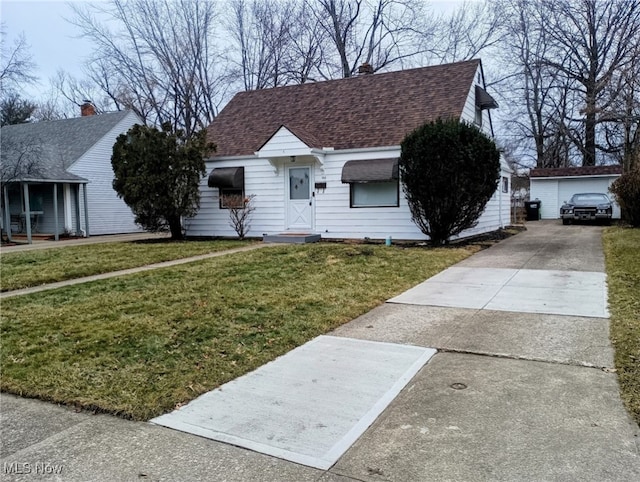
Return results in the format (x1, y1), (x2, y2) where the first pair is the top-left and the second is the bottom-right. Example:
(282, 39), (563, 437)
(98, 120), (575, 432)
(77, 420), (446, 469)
(186, 59), (511, 242)
(1, 107), (143, 243)
(529, 165), (622, 220)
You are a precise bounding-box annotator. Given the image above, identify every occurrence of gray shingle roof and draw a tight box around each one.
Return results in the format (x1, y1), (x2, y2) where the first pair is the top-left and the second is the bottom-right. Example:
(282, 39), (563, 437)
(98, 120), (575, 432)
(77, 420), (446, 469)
(1, 111), (133, 182)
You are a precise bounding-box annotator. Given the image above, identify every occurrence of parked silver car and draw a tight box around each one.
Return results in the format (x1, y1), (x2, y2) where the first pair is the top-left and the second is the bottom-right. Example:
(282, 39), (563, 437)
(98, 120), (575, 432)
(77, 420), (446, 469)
(560, 193), (613, 225)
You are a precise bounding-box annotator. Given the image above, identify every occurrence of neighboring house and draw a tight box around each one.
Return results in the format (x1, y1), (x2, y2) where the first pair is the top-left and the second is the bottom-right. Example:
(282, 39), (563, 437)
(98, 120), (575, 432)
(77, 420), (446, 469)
(187, 59), (511, 241)
(530, 165), (622, 220)
(1, 106), (143, 243)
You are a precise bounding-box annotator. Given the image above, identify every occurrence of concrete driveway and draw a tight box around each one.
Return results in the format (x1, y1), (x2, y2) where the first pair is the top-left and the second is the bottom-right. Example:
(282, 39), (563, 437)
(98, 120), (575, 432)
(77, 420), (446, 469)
(455, 221), (606, 272)
(1, 221), (639, 481)
(331, 221), (639, 480)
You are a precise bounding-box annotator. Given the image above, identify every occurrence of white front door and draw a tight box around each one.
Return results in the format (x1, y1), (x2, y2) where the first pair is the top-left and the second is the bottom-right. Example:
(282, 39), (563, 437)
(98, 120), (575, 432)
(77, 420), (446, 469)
(286, 166), (314, 231)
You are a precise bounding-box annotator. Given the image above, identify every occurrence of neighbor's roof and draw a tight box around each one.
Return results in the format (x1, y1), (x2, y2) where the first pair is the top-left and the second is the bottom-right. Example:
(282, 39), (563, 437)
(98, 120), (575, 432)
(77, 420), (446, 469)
(1, 110), (134, 182)
(530, 165), (623, 178)
(208, 59), (483, 157)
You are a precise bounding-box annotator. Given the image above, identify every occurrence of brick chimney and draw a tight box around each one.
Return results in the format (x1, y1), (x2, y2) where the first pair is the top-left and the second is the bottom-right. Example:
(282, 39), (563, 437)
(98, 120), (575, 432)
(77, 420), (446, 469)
(80, 100), (96, 117)
(358, 62), (374, 75)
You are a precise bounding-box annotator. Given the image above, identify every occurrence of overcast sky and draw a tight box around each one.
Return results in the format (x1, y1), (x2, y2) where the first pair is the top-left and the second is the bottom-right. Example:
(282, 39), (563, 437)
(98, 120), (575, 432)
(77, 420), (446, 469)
(2, 0), (466, 102)
(1, 1), (99, 97)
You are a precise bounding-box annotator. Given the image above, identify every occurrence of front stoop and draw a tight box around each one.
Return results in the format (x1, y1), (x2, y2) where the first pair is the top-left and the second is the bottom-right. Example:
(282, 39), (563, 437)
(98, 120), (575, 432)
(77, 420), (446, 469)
(263, 233), (321, 244)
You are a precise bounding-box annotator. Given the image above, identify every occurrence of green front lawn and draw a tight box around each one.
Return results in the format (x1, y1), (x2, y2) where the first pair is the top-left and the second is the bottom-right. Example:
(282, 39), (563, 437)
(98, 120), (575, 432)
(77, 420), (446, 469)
(603, 227), (640, 425)
(0, 243), (476, 420)
(0, 239), (251, 292)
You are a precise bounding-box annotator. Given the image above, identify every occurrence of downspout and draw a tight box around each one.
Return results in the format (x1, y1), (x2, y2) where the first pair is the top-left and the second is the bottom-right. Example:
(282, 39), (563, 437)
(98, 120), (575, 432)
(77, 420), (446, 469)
(75, 185), (81, 235)
(63, 184), (73, 231)
(83, 183), (90, 237)
(499, 176), (503, 228)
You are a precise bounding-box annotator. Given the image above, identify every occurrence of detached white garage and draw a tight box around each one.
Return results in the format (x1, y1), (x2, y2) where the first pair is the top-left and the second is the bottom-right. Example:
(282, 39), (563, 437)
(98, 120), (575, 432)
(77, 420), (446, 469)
(530, 166), (622, 220)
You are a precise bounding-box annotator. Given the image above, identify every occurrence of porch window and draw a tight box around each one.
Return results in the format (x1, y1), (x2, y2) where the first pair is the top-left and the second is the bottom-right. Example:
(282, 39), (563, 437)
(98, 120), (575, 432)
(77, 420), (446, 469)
(341, 158), (399, 208)
(8, 184), (44, 214)
(208, 167), (245, 209)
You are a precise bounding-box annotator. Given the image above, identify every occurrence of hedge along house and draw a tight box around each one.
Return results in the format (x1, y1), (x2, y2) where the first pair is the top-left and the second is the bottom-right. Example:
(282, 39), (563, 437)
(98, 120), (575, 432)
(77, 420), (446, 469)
(0, 107), (143, 244)
(186, 59), (511, 242)
(529, 165), (622, 220)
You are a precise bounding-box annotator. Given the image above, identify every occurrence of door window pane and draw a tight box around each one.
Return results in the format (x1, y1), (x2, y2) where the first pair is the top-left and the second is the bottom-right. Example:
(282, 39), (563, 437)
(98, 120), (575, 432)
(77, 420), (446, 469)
(289, 168), (309, 200)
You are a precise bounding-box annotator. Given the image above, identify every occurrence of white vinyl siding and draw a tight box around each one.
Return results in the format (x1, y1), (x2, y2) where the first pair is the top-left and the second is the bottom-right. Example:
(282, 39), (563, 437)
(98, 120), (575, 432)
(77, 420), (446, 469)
(258, 126), (311, 157)
(187, 148), (511, 241)
(68, 111), (142, 235)
(187, 158), (286, 237)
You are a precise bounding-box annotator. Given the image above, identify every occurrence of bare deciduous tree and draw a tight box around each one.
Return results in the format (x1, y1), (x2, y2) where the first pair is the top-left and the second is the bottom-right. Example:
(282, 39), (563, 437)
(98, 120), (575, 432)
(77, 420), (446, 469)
(227, 0), (297, 90)
(0, 28), (37, 94)
(285, 2), (327, 83)
(1, 27), (37, 127)
(540, 0), (640, 166)
(0, 137), (43, 183)
(70, 0), (227, 137)
(598, 46), (640, 171)
(497, 0), (557, 168)
(53, 70), (113, 115)
(495, 0), (640, 168)
(0, 93), (36, 126)
(426, 0), (505, 65)
(312, 0), (424, 78)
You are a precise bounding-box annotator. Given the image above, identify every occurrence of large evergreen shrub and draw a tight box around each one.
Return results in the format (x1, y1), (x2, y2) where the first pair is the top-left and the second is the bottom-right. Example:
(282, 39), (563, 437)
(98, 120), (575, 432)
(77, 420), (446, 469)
(610, 167), (640, 227)
(400, 118), (500, 245)
(112, 123), (213, 239)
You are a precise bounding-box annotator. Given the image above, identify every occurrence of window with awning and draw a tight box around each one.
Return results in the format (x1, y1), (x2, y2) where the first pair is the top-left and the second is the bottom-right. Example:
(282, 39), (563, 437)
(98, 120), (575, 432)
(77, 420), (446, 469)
(341, 159), (399, 208)
(208, 167), (245, 209)
(341, 158), (398, 184)
(208, 167), (244, 189)
(475, 86), (498, 110)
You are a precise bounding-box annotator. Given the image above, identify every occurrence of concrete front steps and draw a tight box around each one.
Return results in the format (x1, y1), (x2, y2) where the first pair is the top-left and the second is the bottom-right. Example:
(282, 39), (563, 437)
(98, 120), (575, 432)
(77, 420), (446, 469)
(262, 233), (321, 244)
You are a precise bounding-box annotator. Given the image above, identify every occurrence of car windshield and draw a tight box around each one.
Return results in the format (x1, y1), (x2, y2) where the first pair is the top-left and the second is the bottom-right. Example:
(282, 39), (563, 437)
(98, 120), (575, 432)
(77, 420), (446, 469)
(570, 194), (609, 204)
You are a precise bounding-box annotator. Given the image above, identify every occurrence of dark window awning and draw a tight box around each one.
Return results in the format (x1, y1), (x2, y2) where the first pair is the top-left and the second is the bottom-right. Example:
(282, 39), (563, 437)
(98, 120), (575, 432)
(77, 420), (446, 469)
(208, 167), (244, 189)
(341, 158), (399, 183)
(476, 85), (498, 110)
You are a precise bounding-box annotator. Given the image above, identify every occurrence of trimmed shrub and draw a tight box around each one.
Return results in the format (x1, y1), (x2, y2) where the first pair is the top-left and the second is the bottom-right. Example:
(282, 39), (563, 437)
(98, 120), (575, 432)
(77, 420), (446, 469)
(399, 118), (500, 245)
(610, 167), (640, 227)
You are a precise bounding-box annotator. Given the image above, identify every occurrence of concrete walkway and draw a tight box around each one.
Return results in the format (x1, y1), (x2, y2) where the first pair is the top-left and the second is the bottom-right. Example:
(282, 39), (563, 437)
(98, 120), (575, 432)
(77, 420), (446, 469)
(1, 243), (268, 299)
(1, 221), (639, 481)
(1, 232), (171, 253)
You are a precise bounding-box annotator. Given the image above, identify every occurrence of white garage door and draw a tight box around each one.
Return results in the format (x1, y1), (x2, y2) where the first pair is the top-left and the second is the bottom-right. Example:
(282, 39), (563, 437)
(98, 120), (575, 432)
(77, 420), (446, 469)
(558, 178), (620, 219)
